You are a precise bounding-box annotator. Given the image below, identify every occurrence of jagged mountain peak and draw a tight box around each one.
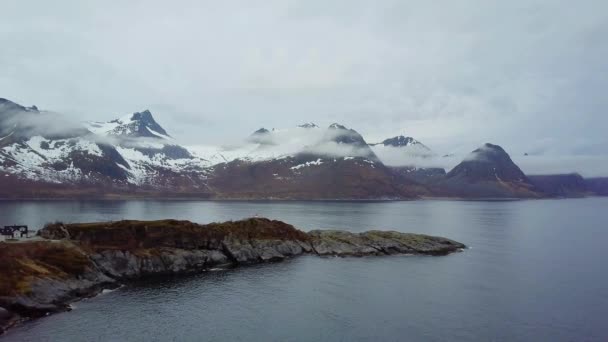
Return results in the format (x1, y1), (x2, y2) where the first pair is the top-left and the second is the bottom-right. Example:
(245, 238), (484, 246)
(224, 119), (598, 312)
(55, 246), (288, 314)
(298, 122), (318, 129)
(130, 109), (154, 122)
(88, 109), (170, 139)
(126, 109), (169, 138)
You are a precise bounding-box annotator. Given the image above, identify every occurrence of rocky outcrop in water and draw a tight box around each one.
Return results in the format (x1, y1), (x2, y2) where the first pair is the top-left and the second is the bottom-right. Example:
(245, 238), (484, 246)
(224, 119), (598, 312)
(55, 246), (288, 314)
(309, 230), (464, 256)
(0, 218), (465, 334)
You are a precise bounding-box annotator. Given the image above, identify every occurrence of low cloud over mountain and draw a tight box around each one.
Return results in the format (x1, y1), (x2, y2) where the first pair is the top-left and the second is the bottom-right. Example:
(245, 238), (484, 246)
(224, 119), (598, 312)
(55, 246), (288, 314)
(1, 98), (607, 199)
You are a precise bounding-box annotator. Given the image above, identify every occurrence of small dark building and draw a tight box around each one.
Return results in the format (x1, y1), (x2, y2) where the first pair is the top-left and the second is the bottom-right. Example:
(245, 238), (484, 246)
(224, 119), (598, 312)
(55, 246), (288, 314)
(1, 225), (28, 238)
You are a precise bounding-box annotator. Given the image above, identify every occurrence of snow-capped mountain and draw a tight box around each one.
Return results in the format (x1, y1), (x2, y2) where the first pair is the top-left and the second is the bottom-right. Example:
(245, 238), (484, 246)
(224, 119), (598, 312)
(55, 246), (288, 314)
(0, 98), (209, 193)
(0, 98), (131, 185)
(87, 110), (171, 140)
(84, 111), (211, 186)
(368, 135), (434, 166)
(371, 136), (429, 149)
(2, 97), (605, 199)
(191, 122), (379, 164)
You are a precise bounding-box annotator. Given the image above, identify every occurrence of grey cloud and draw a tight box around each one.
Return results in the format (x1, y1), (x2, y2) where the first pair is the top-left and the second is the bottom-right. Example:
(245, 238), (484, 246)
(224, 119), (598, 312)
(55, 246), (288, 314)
(0, 0), (606, 174)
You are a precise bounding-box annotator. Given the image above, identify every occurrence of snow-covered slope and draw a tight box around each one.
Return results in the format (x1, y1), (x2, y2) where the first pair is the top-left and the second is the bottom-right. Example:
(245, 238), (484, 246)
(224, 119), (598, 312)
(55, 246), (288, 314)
(85, 110), (211, 185)
(0, 99), (210, 188)
(1, 98), (438, 192)
(0, 134), (122, 183)
(0, 98), (131, 184)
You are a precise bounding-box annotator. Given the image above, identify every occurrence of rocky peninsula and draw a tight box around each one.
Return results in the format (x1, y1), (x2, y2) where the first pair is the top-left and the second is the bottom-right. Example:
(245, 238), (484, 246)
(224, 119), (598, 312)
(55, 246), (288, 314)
(0, 218), (465, 334)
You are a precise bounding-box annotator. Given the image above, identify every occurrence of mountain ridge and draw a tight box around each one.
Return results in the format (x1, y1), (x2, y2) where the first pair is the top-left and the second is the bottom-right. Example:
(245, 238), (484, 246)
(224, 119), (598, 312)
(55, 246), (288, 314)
(0, 98), (605, 199)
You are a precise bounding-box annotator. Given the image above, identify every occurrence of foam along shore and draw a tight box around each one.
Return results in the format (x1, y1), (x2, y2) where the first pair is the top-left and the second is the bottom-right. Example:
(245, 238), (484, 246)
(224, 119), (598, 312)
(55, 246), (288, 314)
(0, 218), (465, 333)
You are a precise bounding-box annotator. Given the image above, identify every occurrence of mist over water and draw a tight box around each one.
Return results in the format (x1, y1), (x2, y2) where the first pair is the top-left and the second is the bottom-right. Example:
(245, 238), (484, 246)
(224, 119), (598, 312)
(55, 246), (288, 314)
(2, 198), (608, 341)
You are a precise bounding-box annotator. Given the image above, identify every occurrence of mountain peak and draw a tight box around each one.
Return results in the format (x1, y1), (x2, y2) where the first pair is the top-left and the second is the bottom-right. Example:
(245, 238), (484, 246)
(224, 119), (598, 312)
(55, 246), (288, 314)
(329, 123), (347, 130)
(374, 135), (429, 149)
(87, 109), (170, 139)
(468, 143), (509, 161)
(447, 143), (527, 182)
(298, 122), (318, 129)
(131, 109), (154, 122)
(252, 128), (270, 135)
(125, 110), (169, 138)
(0, 98), (39, 114)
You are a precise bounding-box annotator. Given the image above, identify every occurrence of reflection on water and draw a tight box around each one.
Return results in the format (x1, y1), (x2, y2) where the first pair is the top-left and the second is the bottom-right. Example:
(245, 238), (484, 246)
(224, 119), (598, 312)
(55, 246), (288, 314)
(2, 198), (608, 341)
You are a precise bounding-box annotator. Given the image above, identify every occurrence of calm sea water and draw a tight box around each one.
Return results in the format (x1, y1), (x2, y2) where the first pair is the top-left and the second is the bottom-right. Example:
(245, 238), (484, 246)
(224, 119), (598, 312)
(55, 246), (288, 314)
(2, 198), (608, 341)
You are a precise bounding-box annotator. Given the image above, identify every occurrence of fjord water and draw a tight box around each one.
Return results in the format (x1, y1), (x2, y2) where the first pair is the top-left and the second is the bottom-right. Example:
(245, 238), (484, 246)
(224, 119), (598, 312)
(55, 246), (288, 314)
(2, 199), (607, 341)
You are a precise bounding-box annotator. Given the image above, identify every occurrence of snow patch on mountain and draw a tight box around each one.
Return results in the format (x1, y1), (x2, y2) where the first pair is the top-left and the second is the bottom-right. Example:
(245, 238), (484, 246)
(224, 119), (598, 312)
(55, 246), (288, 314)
(0, 136), (104, 183)
(291, 158), (323, 170)
(145, 126), (172, 140)
(86, 110), (171, 140)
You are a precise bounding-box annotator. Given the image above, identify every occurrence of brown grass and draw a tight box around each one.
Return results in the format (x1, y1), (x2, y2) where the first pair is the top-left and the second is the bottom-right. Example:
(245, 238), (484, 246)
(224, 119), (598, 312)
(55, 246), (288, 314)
(43, 218), (310, 251)
(0, 241), (90, 296)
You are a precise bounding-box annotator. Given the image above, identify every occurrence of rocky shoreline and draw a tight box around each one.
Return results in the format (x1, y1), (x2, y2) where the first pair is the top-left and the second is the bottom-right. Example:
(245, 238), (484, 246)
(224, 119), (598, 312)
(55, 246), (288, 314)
(0, 218), (465, 334)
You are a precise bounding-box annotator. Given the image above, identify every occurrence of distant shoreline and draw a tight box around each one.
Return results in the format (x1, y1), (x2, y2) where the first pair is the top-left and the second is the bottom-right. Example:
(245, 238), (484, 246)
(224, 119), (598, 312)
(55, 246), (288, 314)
(0, 195), (599, 202)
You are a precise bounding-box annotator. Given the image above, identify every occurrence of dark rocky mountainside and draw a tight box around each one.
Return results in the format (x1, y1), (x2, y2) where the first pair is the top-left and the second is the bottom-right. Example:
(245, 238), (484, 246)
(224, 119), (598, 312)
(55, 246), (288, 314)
(389, 166), (447, 185)
(584, 177), (608, 196)
(438, 143), (540, 198)
(0, 218), (465, 333)
(446, 143), (528, 182)
(528, 173), (588, 197)
(206, 156), (428, 199)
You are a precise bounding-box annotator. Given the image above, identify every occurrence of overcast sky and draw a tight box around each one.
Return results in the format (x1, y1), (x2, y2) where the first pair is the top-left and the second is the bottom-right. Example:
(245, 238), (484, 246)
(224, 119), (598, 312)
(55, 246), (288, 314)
(1, 1), (607, 161)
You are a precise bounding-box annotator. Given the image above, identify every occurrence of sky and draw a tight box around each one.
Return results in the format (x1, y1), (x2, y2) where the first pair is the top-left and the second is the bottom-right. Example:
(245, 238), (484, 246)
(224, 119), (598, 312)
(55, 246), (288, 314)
(1, 0), (607, 174)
